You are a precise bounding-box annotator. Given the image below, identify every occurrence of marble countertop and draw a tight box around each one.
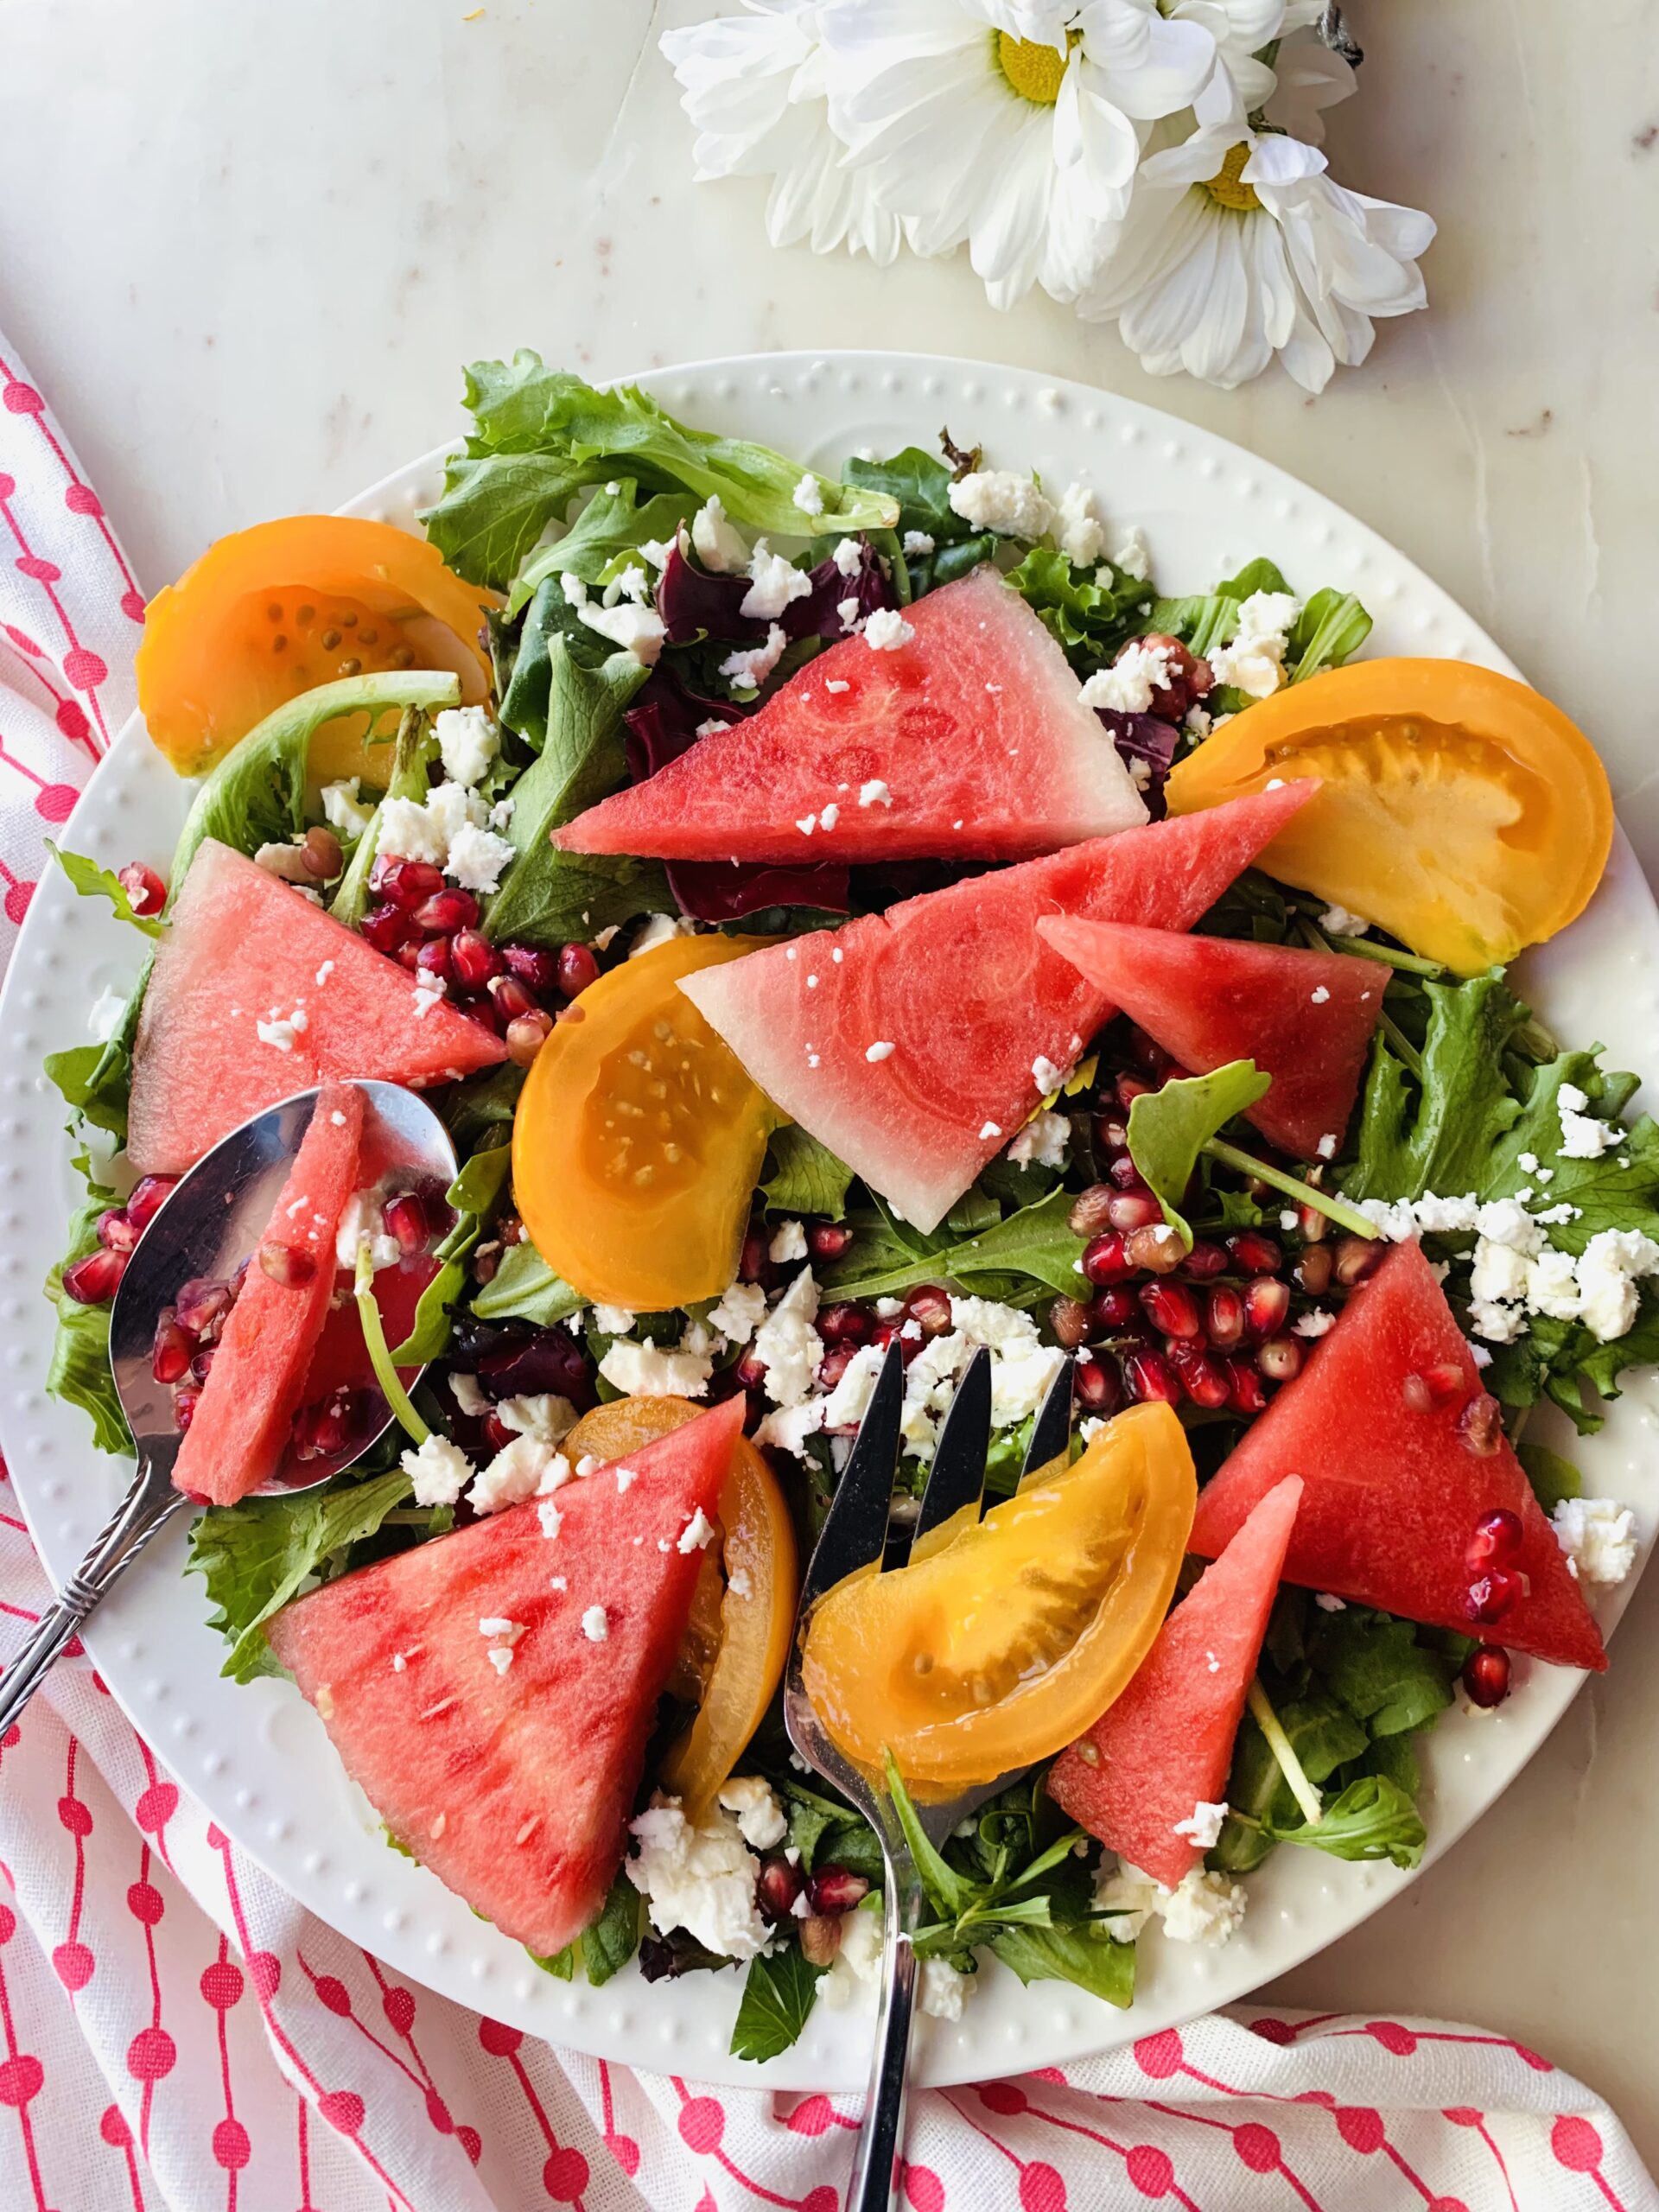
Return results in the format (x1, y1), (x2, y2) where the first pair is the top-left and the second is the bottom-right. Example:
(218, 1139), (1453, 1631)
(3, 0), (1658, 2162)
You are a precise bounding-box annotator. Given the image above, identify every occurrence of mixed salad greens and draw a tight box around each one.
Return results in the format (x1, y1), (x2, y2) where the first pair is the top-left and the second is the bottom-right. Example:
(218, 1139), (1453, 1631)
(39, 358), (1652, 2056)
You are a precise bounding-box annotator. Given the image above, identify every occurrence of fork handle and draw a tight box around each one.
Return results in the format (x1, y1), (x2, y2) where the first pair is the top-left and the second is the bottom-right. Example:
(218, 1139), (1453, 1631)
(846, 1859), (923, 2212)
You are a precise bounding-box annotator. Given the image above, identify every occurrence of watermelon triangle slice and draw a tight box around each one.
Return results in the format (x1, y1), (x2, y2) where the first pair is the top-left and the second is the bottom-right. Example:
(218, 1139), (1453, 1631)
(1190, 1240), (1606, 1671)
(128, 840), (508, 1175)
(173, 1082), (365, 1507)
(265, 1395), (746, 1958)
(1036, 918), (1383, 1161)
(680, 783), (1316, 1233)
(1047, 1476), (1303, 1889)
(553, 569), (1149, 865)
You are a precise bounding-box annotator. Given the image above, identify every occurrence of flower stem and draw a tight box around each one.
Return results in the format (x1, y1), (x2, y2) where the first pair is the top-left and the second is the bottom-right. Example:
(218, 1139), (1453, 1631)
(1248, 1676), (1323, 1827)
(1203, 1138), (1378, 1239)
(354, 1243), (429, 1447)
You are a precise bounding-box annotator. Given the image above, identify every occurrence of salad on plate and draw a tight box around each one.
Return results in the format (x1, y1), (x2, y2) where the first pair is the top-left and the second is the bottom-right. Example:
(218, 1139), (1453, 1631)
(39, 357), (1650, 2061)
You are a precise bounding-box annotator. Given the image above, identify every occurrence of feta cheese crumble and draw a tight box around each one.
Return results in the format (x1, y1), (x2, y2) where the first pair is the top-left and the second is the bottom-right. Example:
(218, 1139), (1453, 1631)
(708, 1280), (768, 1344)
(320, 776), (376, 839)
(1079, 640), (1174, 715)
(434, 705), (499, 787)
(793, 473), (824, 517)
(716, 1775), (789, 1851)
(1319, 902), (1370, 938)
(948, 469), (1055, 541)
(581, 1605), (609, 1643)
(751, 1269), (823, 1407)
(901, 530), (935, 557)
(866, 1040), (895, 1063)
(627, 1798), (771, 1961)
(401, 1433), (472, 1508)
(1552, 1496), (1638, 1585)
(1172, 1802), (1229, 1850)
(599, 1337), (715, 1399)
(469, 1434), (561, 1515)
(720, 624), (786, 693)
(1209, 591), (1300, 699)
(741, 545), (813, 622)
(858, 778), (892, 808)
(691, 495), (747, 574)
(1095, 1861), (1247, 1947)
(1007, 1109), (1070, 1170)
(444, 821), (517, 896)
(769, 1219), (808, 1264)
(1032, 1054), (1067, 1095)
(1055, 481), (1105, 568)
(862, 608), (915, 652)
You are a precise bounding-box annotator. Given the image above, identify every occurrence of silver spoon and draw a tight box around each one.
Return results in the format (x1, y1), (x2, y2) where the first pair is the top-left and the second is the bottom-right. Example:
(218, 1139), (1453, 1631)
(0, 1081), (456, 1736)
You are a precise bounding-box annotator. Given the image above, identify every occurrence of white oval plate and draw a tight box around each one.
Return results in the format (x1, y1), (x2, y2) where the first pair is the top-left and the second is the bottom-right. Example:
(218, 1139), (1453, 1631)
(3, 353), (1657, 2091)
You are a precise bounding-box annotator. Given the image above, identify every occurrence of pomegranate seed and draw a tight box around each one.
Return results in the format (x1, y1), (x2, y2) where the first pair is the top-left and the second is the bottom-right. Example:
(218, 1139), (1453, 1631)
(450, 928), (501, 989)
(293, 1388), (364, 1461)
(118, 861), (166, 916)
(1082, 1231), (1133, 1286)
(384, 1192), (431, 1255)
(416, 887), (479, 936)
(1091, 1285), (1141, 1332)
(808, 1222), (855, 1262)
(1116, 1072), (1155, 1109)
(556, 943), (602, 999)
(818, 1301), (872, 1346)
(1168, 1343), (1230, 1409)
(151, 1315), (193, 1385)
(1333, 1234), (1382, 1286)
(1048, 1294), (1096, 1350)
(1108, 1154), (1151, 1193)
(798, 1915), (842, 1967)
(1125, 1025), (1164, 1072)
(1074, 1356), (1122, 1414)
(416, 936), (452, 982)
(870, 1319), (923, 1365)
(1179, 1239), (1228, 1281)
(299, 824), (344, 880)
(1466, 1507), (1524, 1570)
(1205, 1287), (1246, 1351)
(734, 1349), (769, 1391)
(1107, 1192), (1163, 1233)
(175, 1277), (234, 1338)
(1458, 1394), (1503, 1456)
(739, 1231), (771, 1283)
(62, 1248), (125, 1304)
(1226, 1231), (1282, 1276)
(903, 1285), (953, 1338)
(817, 1344), (856, 1392)
(506, 1012), (553, 1066)
(1141, 1281), (1201, 1339)
(488, 974), (539, 1024)
(372, 857), (444, 912)
(806, 1865), (869, 1915)
(1421, 1362), (1466, 1407)
(1125, 1224), (1184, 1274)
(191, 1348), (216, 1385)
(1122, 1346), (1180, 1405)
(1255, 1334), (1304, 1382)
(1465, 1567), (1527, 1626)
(498, 1210), (525, 1246)
(125, 1176), (176, 1234)
(1294, 1244), (1333, 1295)
(1243, 1279), (1291, 1340)
(173, 1385), (202, 1432)
(396, 941), (425, 974)
(1092, 1116), (1128, 1157)
(1225, 1357), (1268, 1415)
(756, 1858), (804, 1923)
(500, 943), (561, 994)
(1461, 1644), (1512, 1709)
(483, 1411), (515, 1452)
(1068, 1185), (1117, 1236)
(1298, 1204), (1329, 1244)
(258, 1240), (318, 1287)
(359, 902), (414, 955)
(97, 1206), (137, 1253)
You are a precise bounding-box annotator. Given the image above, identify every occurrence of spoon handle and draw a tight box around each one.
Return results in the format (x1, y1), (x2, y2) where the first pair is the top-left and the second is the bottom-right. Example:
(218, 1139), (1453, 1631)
(846, 1849), (923, 2212)
(0, 1459), (189, 1739)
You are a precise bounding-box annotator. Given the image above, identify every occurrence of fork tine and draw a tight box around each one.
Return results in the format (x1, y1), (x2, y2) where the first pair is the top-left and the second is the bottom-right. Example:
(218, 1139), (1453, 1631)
(1020, 1355), (1075, 1484)
(907, 1344), (991, 1561)
(797, 1337), (906, 1611)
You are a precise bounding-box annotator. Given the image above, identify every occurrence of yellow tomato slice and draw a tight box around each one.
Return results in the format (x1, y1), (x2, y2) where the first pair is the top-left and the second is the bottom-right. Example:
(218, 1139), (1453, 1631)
(800, 1402), (1195, 1791)
(565, 1395), (798, 1820)
(136, 516), (496, 777)
(1164, 658), (1612, 975)
(512, 935), (780, 1311)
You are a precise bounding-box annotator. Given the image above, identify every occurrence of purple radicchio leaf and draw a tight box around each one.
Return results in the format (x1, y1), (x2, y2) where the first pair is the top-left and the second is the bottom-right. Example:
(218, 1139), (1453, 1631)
(1095, 709), (1180, 821)
(655, 535), (896, 648)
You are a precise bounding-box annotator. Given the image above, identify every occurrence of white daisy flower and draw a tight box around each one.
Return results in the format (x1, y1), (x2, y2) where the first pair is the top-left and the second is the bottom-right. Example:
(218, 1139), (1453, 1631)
(1079, 97), (1435, 391)
(1260, 25), (1357, 146)
(1163, 0), (1325, 114)
(661, 0), (905, 263)
(821, 0), (1218, 308)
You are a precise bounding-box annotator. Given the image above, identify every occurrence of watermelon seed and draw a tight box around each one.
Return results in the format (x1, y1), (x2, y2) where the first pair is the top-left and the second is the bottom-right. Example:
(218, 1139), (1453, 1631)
(421, 1698), (457, 1720)
(1457, 1395), (1503, 1456)
(1074, 1739), (1101, 1767)
(430, 1813), (448, 1838)
(514, 1817), (540, 1846)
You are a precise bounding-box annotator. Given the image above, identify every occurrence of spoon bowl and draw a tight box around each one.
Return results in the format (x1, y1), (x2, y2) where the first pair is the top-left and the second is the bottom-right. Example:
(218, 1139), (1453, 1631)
(0, 1080), (457, 1738)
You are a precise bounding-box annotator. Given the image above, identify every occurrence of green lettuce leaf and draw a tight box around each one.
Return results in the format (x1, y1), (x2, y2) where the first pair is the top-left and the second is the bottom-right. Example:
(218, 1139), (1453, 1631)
(729, 1946), (826, 2063)
(1288, 588), (1373, 683)
(44, 1160), (131, 1457)
(425, 356), (898, 592)
(513, 478), (697, 614)
(389, 1143), (512, 1363)
(1007, 546), (1150, 671)
(329, 708), (440, 930)
(580, 1873), (643, 1987)
(471, 1239), (585, 1327)
(760, 1127), (854, 1222)
(48, 843), (164, 937)
(825, 1186), (1088, 1303)
(1127, 1060), (1271, 1245)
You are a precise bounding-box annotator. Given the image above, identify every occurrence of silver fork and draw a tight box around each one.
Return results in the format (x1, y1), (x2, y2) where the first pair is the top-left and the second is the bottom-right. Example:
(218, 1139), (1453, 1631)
(783, 1340), (1075, 2211)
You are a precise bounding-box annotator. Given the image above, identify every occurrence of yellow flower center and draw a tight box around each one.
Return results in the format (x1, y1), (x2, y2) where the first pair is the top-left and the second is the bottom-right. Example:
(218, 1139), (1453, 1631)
(996, 29), (1071, 105)
(1203, 143), (1262, 213)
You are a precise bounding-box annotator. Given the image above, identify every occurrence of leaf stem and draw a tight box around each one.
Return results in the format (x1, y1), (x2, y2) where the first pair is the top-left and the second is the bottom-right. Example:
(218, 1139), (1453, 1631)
(1247, 1677), (1324, 1827)
(354, 1244), (429, 1447)
(1203, 1139), (1378, 1240)
(1378, 1007), (1425, 1080)
(1294, 912), (1446, 978)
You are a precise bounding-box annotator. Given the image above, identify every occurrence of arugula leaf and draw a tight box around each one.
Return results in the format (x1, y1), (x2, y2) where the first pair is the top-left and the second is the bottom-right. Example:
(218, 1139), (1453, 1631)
(579, 1873), (642, 1987)
(989, 1923), (1135, 2009)
(772, 1775), (872, 1874)
(530, 1944), (575, 1980)
(48, 843), (164, 938)
(471, 1239), (585, 1327)
(186, 1469), (423, 1681)
(728, 1946), (826, 2063)
(329, 708), (440, 930)
(1288, 588), (1372, 683)
(1310, 1609), (1457, 1739)
(825, 1186), (1089, 1303)
(513, 478), (697, 614)
(441, 1063), (525, 1156)
(761, 1127), (854, 1222)
(486, 630), (669, 950)
(389, 1143), (512, 1363)
(44, 1161), (131, 1457)
(1267, 1774), (1427, 1869)
(884, 1754), (972, 1918)
(1127, 1061), (1270, 1245)
(1212, 1693), (1369, 1875)
(841, 448), (965, 542)
(172, 672), (459, 890)
(425, 356), (898, 592)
